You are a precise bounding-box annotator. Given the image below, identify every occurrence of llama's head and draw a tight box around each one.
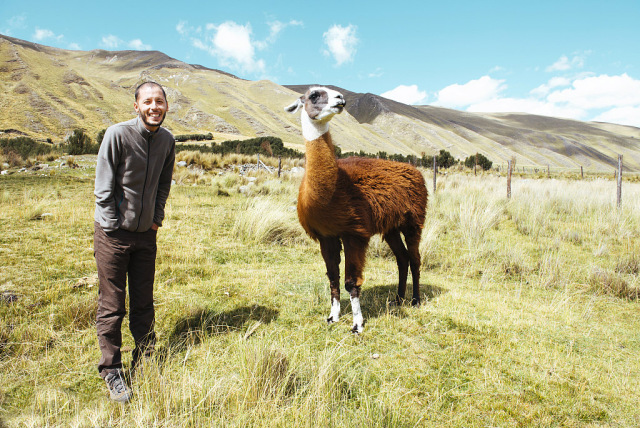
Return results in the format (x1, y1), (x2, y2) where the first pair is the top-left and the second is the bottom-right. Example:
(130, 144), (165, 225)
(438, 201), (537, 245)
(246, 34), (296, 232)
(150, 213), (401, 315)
(285, 87), (346, 141)
(285, 87), (346, 122)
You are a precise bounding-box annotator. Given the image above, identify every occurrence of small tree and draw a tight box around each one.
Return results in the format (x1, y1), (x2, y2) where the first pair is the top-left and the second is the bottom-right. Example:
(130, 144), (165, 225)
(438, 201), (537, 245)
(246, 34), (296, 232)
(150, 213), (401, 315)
(66, 129), (95, 155)
(464, 153), (493, 171)
(97, 129), (106, 147)
(436, 149), (457, 168)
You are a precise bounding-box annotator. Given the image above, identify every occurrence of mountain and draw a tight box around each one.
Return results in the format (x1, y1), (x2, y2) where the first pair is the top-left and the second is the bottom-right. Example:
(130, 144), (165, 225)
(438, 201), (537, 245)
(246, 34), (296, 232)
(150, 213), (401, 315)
(286, 85), (640, 171)
(2, 34), (640, 171)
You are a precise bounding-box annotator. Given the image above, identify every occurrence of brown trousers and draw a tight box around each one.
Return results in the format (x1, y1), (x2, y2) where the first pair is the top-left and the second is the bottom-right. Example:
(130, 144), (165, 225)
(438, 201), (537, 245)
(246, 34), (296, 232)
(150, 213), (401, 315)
(94, 222), (157, 376)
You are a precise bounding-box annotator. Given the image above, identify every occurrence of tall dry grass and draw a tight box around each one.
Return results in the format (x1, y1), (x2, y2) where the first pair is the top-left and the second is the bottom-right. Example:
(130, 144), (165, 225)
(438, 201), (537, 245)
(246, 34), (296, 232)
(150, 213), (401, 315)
(2, 166), (640, 427)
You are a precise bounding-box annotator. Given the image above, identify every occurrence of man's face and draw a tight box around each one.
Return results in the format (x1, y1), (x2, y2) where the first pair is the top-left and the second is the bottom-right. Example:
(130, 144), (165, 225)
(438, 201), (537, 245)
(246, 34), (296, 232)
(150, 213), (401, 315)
(134, 85), (168, 131)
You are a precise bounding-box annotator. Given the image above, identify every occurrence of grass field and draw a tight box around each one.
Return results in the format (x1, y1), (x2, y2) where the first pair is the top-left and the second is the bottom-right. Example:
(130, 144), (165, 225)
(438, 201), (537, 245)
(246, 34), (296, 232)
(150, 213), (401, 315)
(1, 157), (640, 427)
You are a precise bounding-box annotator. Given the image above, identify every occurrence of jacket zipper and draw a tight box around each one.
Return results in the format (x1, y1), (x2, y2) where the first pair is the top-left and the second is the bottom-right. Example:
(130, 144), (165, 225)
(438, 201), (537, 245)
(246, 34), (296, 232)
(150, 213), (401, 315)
(136, 135), (151, 231)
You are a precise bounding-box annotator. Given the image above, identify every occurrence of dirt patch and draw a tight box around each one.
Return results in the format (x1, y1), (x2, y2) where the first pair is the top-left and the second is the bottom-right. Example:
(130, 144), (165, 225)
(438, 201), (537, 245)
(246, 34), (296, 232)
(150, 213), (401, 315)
(62, 70), (89, 86)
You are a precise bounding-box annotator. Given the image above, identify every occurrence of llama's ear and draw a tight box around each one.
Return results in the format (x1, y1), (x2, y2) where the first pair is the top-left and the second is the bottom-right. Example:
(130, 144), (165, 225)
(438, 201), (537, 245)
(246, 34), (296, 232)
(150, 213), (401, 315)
(284, 97), (304, 114)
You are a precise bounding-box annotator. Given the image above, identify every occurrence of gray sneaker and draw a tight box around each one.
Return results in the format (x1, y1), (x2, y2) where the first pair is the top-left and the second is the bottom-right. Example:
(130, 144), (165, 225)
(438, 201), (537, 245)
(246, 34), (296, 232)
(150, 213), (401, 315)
(104, 369), (132, 403)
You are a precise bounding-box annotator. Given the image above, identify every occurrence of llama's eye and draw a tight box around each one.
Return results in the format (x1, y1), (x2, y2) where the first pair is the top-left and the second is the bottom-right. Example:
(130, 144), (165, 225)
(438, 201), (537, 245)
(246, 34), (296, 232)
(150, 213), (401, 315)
(310, 92), (319, 101)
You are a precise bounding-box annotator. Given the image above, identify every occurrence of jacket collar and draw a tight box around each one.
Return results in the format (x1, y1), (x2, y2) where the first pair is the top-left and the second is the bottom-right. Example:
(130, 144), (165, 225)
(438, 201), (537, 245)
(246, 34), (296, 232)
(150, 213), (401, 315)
(135, 116), (158, 139)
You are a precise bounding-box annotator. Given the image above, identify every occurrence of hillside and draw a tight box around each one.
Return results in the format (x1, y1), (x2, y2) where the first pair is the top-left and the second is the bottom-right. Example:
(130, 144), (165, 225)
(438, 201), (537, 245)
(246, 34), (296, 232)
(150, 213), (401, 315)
(2, 34), (640, 171)
(286, 85), (640, 172)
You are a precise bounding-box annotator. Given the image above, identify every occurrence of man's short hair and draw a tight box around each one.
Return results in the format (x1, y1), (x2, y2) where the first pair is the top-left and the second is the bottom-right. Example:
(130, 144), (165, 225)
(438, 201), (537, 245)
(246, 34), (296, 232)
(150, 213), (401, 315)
(135, 82), (167, 102)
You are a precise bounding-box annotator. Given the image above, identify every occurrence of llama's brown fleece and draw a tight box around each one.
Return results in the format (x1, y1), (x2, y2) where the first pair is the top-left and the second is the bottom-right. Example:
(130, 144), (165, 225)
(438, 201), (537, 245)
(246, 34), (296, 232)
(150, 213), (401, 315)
(297, 128), (427, 303)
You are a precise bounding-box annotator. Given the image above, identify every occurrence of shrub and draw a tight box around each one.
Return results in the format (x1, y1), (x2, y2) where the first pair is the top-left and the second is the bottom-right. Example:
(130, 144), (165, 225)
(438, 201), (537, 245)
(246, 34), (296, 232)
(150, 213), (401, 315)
(175, 133), (214, 142)
(176, 136), (303, 159)
(589, 268), (639, 299)
(0, 137), (57, 160)
(231, 197), (307, 245)
(338, 149), (452, 167)
(65, 129), (98, 155)
(615, 254), (640, 275)
(96, 129), (106, 147)
(464, 153), (493, 171)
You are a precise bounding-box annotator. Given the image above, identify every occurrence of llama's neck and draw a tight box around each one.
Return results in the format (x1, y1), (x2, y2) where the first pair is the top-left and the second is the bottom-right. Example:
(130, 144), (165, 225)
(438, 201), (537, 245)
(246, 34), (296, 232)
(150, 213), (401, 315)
(301, 110), (330, 142)
(302, 131), (338, 205)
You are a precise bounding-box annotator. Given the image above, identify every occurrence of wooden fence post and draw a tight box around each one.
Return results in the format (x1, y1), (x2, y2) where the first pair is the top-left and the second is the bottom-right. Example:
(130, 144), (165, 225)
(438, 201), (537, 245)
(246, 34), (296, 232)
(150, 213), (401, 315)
(474, 152), (478, 176)
(547, 164), (550, 179)
(433, 156), (437, 194)
(581, 165), (584, 179)
(507, 160), (512, 199)
(278, 156), (282, 178)
(617, 155), (623, 208)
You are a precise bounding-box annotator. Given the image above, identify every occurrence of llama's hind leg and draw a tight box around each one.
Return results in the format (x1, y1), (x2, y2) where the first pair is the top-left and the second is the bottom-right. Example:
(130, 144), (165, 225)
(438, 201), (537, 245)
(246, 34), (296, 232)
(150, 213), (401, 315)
(319, 236), (342, 324)
(404, 229), (422, 306)
(342, 236), (369, 334)
(383, 229), (409, 304)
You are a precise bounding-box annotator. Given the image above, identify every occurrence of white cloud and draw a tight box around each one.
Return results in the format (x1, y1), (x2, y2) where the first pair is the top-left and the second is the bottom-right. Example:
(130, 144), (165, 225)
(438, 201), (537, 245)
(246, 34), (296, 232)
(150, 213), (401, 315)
(33, 27), (62, 41)
(381, 85), (427, 105)
(256, 19), (303, 50)
(101, 35), (121, 49)
(546, 54), (586, 72)
(176, 20), (202, 37)
(548, 73), (640, 109)
(176, 21), (188, 35)
(530, 76), (572, 97)
(367, 68), (384, 78)
(9, 15), (26, 28)
(67, 42), (81, 50)
(195, 21), (265, 73)
(3, 15), (26, 35)
(182, 18), (301, 75)
(593, 106), (640, 127)
(467, 97), (586, 120)
(434, 76), (506, 108)
(323, 24), (358, 66)
(432, 72), (640, 126)
(128, 39), (152, 50)
(100, 35), (151, 51)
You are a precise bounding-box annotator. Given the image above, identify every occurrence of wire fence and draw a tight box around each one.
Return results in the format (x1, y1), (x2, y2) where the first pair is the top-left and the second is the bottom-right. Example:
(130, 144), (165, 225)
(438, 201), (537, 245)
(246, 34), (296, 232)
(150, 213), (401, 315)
(428, 155), (633, 207)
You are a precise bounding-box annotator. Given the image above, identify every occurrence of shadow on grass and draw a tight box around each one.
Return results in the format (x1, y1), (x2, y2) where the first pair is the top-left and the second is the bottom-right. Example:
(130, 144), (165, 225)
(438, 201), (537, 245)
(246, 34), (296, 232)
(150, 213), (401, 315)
(359, 283), (447, 320)
(159, 305), (279, 357)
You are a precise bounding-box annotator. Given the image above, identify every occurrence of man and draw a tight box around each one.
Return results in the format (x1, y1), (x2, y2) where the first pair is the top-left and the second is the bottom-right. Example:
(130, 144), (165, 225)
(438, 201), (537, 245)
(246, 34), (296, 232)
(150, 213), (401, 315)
(94, 81), (175, 402)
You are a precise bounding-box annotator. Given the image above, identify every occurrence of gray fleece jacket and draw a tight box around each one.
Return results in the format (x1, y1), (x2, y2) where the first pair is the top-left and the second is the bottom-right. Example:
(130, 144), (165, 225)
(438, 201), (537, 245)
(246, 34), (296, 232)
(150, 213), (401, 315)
(94, 117), (175, 232)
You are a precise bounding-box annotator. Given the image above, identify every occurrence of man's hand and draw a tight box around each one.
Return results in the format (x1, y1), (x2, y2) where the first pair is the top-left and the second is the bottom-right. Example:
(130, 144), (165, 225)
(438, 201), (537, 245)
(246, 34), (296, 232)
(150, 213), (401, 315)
(151, 223), (159, 231)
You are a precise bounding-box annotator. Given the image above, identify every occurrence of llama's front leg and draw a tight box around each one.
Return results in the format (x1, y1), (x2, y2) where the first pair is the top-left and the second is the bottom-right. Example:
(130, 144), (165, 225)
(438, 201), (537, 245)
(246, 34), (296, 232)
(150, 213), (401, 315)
(346, 282), (363, 334)
(343, 236), (368, 334)
(328, 280), (341, 324)
(319, 236), (342, 324)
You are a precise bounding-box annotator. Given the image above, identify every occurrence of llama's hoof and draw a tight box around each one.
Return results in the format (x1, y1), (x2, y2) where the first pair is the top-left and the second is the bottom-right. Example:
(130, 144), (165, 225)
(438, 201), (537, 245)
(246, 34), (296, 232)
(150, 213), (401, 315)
(327, 316), (338, 324)
(411, 297), (421, 307)
(351, 324), (363, 334)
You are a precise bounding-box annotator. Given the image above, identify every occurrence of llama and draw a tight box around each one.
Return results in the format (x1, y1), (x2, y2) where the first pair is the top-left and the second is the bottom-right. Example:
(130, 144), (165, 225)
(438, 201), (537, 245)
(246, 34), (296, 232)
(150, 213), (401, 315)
(285, 87), (428, 333)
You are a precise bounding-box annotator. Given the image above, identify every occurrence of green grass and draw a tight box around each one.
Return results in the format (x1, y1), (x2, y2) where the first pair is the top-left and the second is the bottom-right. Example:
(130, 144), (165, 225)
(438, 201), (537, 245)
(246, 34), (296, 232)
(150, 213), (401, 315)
(1, 164), (640, 427)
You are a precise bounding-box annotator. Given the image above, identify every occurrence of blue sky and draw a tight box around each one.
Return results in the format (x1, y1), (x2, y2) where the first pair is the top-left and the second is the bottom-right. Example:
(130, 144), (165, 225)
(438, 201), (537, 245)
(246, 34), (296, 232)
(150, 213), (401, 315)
(2, 0), (640, 127)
